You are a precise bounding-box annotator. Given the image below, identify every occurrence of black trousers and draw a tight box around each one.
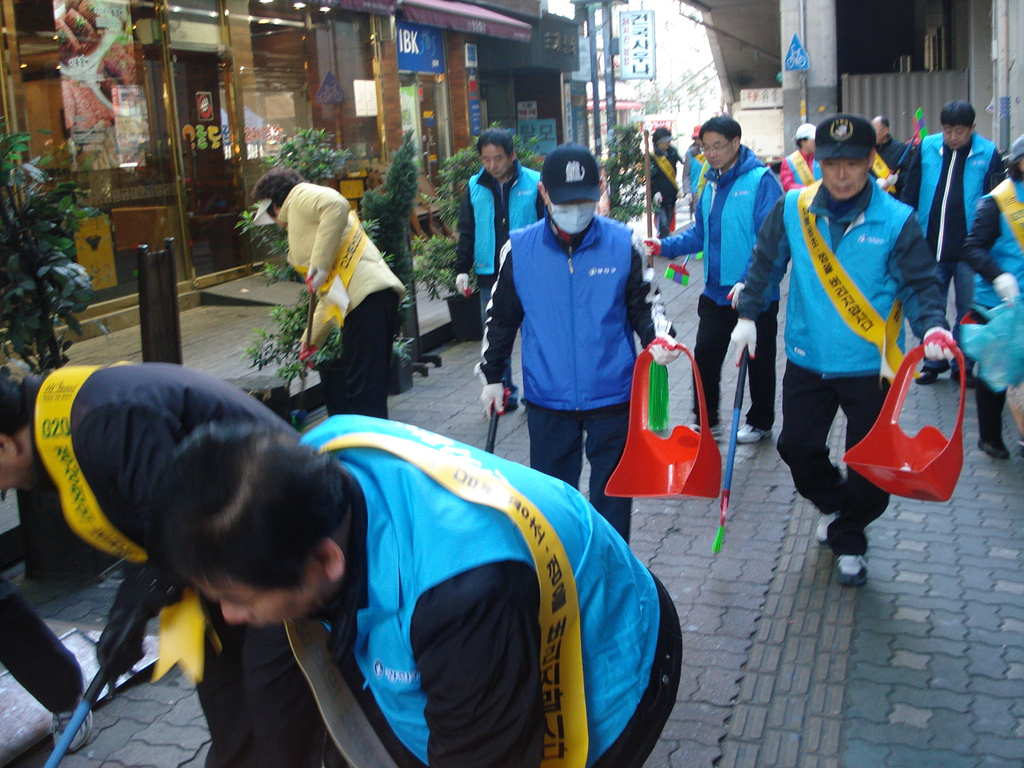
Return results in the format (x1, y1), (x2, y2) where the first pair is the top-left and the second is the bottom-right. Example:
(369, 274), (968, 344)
(656, 196), (676, 238)
(693, 294), (778, 431)
(331, 288), (400, 420)
(526, 406), (632, 541)
(592, 573), (682, 768)
(976, 381), (1007, 446)
(0, 577), (83, 713)
(777, 362), (890, 556)
(198, 605), (326, 768)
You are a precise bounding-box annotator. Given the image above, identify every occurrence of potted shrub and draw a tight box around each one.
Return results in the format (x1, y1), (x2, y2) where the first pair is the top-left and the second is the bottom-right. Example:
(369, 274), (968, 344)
(0, 122), (109, 578)
(412, 234), (482, 342)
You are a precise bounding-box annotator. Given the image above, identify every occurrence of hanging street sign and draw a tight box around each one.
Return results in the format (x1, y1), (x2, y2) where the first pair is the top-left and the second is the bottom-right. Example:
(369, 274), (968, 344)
(784, 34), (810, 71)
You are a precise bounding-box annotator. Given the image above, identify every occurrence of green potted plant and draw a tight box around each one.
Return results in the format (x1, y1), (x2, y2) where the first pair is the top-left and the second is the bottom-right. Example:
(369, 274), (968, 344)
(0, 121), (109, 578)
(605, 123), (646, 224)
(412, 233), (482, 342)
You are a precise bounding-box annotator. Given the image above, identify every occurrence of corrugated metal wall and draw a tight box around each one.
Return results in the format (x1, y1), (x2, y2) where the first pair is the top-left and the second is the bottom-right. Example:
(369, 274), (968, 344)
(841, 71), (970, 142)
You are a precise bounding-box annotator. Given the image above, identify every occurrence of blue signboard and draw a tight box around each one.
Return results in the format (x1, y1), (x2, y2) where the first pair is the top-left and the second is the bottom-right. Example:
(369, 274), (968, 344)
(784, 34), (810, 71)
(469, 99), (482, 136)
(396, 20), (445, 74)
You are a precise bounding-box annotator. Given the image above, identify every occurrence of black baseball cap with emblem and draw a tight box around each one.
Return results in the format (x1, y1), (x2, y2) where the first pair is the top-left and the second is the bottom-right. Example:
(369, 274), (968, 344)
(541, 143), (602, 203)
(815, 114), (875, 161)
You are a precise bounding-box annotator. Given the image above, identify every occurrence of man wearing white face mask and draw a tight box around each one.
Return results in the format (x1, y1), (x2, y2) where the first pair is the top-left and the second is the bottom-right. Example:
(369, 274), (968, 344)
(478, 144), (680, 543)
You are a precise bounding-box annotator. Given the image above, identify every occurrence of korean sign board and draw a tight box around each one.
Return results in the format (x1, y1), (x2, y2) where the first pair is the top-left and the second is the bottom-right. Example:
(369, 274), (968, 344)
(739, 88), (782, 110)
(620, 10), (655, 80)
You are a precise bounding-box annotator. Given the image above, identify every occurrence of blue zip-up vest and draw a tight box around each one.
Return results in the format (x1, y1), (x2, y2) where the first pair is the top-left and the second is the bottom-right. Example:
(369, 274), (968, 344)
(699, 163), (771, 286)
(301, 415), (660, 766)
(782, 185), (913, 376)
(469, 165), (541, 275)
(511, 216), (636, 410)
(974, 180), (1024, 310)
(784, 151), (821, 187)
(917, 132), (997, 233)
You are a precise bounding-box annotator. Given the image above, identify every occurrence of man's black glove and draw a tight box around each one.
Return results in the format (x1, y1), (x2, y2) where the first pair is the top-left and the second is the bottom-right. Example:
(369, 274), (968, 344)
(95, 563), (183, 681)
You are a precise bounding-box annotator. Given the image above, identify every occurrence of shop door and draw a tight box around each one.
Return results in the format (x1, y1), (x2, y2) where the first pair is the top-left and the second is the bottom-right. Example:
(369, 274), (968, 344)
(400, 74), (450, 187)
(172, 49), (244, 276)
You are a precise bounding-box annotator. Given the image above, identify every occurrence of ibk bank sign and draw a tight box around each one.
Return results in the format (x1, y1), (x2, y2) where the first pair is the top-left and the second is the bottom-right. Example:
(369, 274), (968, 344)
(396, 20), (445, 74)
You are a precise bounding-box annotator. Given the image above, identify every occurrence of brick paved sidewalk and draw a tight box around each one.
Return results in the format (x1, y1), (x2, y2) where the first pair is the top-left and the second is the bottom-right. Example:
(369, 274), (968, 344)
(5, 252), (1023, 768)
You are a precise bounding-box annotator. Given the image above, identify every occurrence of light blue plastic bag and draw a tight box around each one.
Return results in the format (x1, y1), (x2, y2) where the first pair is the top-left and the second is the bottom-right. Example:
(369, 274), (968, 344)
(961, 301), (1024, 392)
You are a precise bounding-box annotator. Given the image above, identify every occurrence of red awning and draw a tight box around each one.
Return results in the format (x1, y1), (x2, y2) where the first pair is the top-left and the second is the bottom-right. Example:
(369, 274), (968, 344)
(400, 0), (532, 43)
(325, 0), (398, 11)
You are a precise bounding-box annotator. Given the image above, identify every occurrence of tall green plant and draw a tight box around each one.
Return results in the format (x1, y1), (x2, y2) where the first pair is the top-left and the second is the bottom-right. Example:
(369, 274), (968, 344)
(360, 132), (418, 304)
(0, 123), (96, 372)
(605, 124), (646, 224)
(268, 128), (350, 184)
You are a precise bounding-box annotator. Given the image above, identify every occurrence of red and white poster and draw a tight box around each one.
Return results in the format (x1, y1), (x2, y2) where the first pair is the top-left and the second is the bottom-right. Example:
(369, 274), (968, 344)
(55, 0), (145, 170)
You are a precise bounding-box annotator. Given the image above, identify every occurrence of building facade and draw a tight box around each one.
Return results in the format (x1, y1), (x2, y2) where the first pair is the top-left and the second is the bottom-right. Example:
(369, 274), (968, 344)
(0, 0), (578, 312)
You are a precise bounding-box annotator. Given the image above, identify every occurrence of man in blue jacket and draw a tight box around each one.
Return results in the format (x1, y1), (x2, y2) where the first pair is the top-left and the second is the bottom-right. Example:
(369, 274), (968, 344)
(901, 101), (1004, 386)
(645, 116), (783, 444)
(455, 129), (544, 410)
(148, 416), (683, 768)
(734, 114), (955, 587)
(479, 144), (679, 542)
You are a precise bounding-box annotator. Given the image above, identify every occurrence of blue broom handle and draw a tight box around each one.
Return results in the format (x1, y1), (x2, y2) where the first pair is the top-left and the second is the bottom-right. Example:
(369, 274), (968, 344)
(722, 352), (749, 492)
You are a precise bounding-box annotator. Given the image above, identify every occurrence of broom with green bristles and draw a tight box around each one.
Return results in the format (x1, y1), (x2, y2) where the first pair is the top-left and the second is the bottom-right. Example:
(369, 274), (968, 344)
(643, 128), (672, 432)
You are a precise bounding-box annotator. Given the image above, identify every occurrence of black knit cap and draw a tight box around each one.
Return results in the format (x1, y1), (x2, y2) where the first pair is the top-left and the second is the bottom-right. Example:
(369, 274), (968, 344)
(815, 114), (875, 161)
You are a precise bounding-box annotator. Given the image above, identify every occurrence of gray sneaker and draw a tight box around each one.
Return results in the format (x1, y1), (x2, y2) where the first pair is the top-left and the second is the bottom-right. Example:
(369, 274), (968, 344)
(736, 424), (773, 444)
(52, 708), (94, 753)
(836, 555), (867, 587)
(816, 513), (837, 545)
(691, 423), (725, 441)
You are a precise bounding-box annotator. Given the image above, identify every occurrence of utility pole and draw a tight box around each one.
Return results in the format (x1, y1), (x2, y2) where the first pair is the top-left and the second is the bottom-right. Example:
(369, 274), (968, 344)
(602, 2), (617, 144)
(588, 3), (602, 155)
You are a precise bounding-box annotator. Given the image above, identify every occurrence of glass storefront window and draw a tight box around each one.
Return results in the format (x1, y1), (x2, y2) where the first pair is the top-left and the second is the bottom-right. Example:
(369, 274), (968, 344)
(8, 0), (181, 301)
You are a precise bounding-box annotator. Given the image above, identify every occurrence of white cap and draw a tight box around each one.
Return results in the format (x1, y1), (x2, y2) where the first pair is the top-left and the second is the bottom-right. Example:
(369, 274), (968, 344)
(795, 123), (816, 141)
(253, 198), (276, 226)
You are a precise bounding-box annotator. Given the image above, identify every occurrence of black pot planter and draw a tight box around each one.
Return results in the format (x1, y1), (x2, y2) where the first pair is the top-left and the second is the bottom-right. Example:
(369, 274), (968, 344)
(445, 292), (483, 342)
(18, 488), (117, 580)
(389, 357), (414, 395)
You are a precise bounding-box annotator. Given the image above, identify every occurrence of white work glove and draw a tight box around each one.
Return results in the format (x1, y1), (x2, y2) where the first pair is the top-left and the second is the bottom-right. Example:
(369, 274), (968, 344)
(922, 327), (957, 362)
(305, 266), (327, 294)
(481, 383), (505, 417)
(730, 318), (757, 365)
(455, 273), (471, 297)
(649, 335), (681, 366)
(653, 191), (663, 206)
(875, 174), (898, 191)
(727, 282), (744, 310)
(993, 272), (1020, 301)
(643, 237), (662, 258)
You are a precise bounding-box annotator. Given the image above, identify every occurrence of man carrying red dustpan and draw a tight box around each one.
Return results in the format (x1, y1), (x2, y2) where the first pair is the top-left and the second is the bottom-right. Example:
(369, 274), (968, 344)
(734, 114), (954, 587)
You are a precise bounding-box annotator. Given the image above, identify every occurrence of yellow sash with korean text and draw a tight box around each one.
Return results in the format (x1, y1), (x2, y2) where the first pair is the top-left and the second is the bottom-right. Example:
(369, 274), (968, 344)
(788, 150), (816, 186)
(797, 183), (905, 381)
(871, 152), (897, 195)
(992, 179), (1024, 254)
(35, 365), (208, 683)
(318, 432), (587, 768)
(653, 153), (679, 190)
(296, 213), (369, 327)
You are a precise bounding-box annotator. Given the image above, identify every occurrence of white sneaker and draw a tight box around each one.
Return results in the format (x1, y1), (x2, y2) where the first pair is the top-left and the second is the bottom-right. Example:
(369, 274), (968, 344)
(52, 709), (94, 753)
(691, 423), (725, 441)
(816, 513), (836, 545)
(836, 554), (867, 587)
(736, 424), (773, 444)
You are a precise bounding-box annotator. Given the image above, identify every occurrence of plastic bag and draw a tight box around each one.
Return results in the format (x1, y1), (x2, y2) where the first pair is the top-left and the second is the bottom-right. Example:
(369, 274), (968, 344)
(960, 301), (1024, 392)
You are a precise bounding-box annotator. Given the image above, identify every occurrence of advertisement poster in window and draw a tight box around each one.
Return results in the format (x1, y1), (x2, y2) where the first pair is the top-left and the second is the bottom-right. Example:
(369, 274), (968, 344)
(54, 0), (143, 171)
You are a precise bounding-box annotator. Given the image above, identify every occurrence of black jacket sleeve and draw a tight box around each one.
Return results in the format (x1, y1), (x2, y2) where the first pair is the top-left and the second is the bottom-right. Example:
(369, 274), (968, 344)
(454, 189), (476, 275)
(410, 561), (543, 768)
(982, 149), (1005, 195)
(899, 146), (923, 209)
(889, 213), (948, 337)
(625, 236), (674, 347)
(480, 242), (523, 383)
(960, 196), (1006, 282)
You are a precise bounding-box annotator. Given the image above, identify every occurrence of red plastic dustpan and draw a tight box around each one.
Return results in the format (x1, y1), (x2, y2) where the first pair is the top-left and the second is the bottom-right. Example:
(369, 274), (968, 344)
(843, 345), (965, 501)
(606, 341), (722, 498)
